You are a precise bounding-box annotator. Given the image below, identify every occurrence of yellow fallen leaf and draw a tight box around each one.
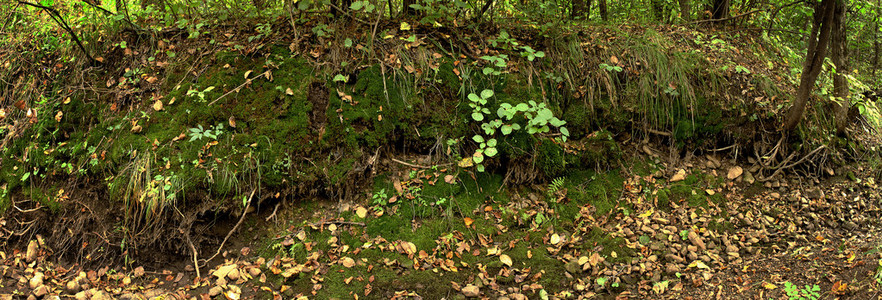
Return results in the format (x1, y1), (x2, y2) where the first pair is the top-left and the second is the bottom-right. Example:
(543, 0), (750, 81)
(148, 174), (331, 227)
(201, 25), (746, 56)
(63, 97), (71, 104)
(550, 233), (561, 245)
(54, 111), (63, 122)
(463, 217), (474, 227)
(687, 260), (709, 269)
(213, 264), (238, 279)
(355, 206), (368, 218)
(458, 157), (473, 168)
(153, 100), (163, 111)
(244, 70), (252, 79)
(499, 254), (512, 267)
(763, 282), (777, 289)
(400, 22), (411, 31)
(341, 257), (355, 268)
(286, 88), (294, 95)
(638, 209), (653, 218)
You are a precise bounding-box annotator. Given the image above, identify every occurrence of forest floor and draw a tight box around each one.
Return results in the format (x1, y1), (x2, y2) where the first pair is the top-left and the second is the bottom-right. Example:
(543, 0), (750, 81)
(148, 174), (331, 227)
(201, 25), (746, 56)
(2, 148), (881, 300)
(3, 16), (882, 300)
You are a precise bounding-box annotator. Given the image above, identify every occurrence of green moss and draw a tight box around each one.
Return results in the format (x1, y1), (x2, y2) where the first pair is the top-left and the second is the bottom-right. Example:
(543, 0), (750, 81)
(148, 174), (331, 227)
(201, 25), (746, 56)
(566, 169), (625, 216)
(536, 140), (566, 178)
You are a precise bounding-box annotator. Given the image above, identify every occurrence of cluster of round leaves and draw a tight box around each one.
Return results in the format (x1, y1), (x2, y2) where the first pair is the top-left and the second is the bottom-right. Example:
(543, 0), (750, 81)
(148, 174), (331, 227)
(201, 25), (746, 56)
(466, 89), (570, 172)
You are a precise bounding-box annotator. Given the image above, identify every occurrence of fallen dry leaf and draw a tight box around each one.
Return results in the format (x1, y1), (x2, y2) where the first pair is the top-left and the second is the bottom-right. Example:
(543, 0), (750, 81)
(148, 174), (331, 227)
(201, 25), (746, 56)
(355, 206), (368, 218)
(500, 254), (512, 267)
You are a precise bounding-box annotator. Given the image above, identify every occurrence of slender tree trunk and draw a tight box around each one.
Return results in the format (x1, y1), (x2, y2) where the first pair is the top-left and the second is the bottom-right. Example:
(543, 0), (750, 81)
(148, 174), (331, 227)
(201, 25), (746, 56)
(711, 0), (729, 23)
(572, 0), (588, 20)
(475, 0), (494, 21)
(831, 0), (848, 135)
(782, 0), (837, 131)
(678, 0), (691, 21)
(599, 0), (608, 21)
(873, 1), (880, 79)
(651, 0), (667, 21)
(402, 0), (416, 16)
(331, 0), (351, 17)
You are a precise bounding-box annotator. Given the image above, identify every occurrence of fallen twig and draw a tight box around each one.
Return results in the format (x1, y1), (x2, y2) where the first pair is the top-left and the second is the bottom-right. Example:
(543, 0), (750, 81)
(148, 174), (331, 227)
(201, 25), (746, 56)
(265, 201), (281, 222)
(200, 189), (256, 267)
(391, 158), (452, 169)
(208, 71), (271, 106)
(308, 220), (366, 227)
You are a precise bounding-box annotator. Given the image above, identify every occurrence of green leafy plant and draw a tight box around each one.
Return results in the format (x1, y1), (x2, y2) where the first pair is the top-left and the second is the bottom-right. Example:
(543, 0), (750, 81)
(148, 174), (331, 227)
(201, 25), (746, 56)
(188, 124), (224, 142)
(599, 63), (623, 72)
(350, 0), (376, 13)
(371, 188), (389, 212)
(480, 55), (508, 75)
(488, 30), (518, 50)
(519, 46), (545, 61)
(186, 86), (215, 102)
(783, 281), (820, 300)
(546, 177), (565, 199)
(464, 89), (569, 172)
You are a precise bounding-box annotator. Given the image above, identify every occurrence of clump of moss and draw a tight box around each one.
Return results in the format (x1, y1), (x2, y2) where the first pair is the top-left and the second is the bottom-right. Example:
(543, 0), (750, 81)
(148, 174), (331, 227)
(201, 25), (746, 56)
(536, 140), (566, 178)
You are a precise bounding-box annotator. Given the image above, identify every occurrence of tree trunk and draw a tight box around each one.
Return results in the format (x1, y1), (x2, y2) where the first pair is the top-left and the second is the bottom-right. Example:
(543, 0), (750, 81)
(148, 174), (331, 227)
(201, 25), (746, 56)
(678, 0), (691, 21)
(711, 0), (729, 23)
(651, 0), (667, 21)
(874, 0), (880, 79)
(599, 0), (608, 21)
(831, 0), (848, 135)
(782, 0), (837, 131)
(331, 0), (351, 17)
(402, 0), (416, 16)
(572, 0), (588, 20)
(475, 0), (494, 21)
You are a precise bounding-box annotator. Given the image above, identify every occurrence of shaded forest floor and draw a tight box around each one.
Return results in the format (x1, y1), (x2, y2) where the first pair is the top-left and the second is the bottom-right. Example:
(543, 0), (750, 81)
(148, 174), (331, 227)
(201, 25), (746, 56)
(2, 17), (882, 299)
(3, 150), (882, 299)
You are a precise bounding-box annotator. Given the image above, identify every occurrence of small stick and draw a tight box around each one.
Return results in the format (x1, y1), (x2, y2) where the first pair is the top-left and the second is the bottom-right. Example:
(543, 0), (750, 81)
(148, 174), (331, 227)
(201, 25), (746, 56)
(308, 220), (366, 227)
(200, 189), (256, 267)
(208, 71), (270, 106)
(265, 201), (281, 222)
(186, 233), (200, 278)
(390, 158), (452, 169)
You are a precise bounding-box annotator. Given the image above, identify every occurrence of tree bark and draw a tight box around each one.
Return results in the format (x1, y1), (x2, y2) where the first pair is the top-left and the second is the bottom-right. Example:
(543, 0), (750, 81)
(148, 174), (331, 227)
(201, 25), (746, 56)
(598, 0), (608, 21)
(651, 0), (667, 21)
(678, 0), (691, 21)
(782, 0), (836, 131)
(572, 0), (589, 20)
(711, 0), (729, 23)
(402, 0), (416, 16)
(873, 0), (880, 79)
(475, 0), (494, 21)
(831, 0), (848, 135)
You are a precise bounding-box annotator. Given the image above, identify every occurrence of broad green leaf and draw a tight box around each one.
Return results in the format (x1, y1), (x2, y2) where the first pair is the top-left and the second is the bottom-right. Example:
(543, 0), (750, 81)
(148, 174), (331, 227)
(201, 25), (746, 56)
(481, 89), (494, 99)
(472, 135), (484, 143)
(468, 93), (481, 102)
(473, 152), (484, 164)
(485, 147), (497, 157)
(501, 125), (513, 135)
(560, 127), (569, 137)
(471, 112), (484, 121)
(486, 139), (497, 147)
